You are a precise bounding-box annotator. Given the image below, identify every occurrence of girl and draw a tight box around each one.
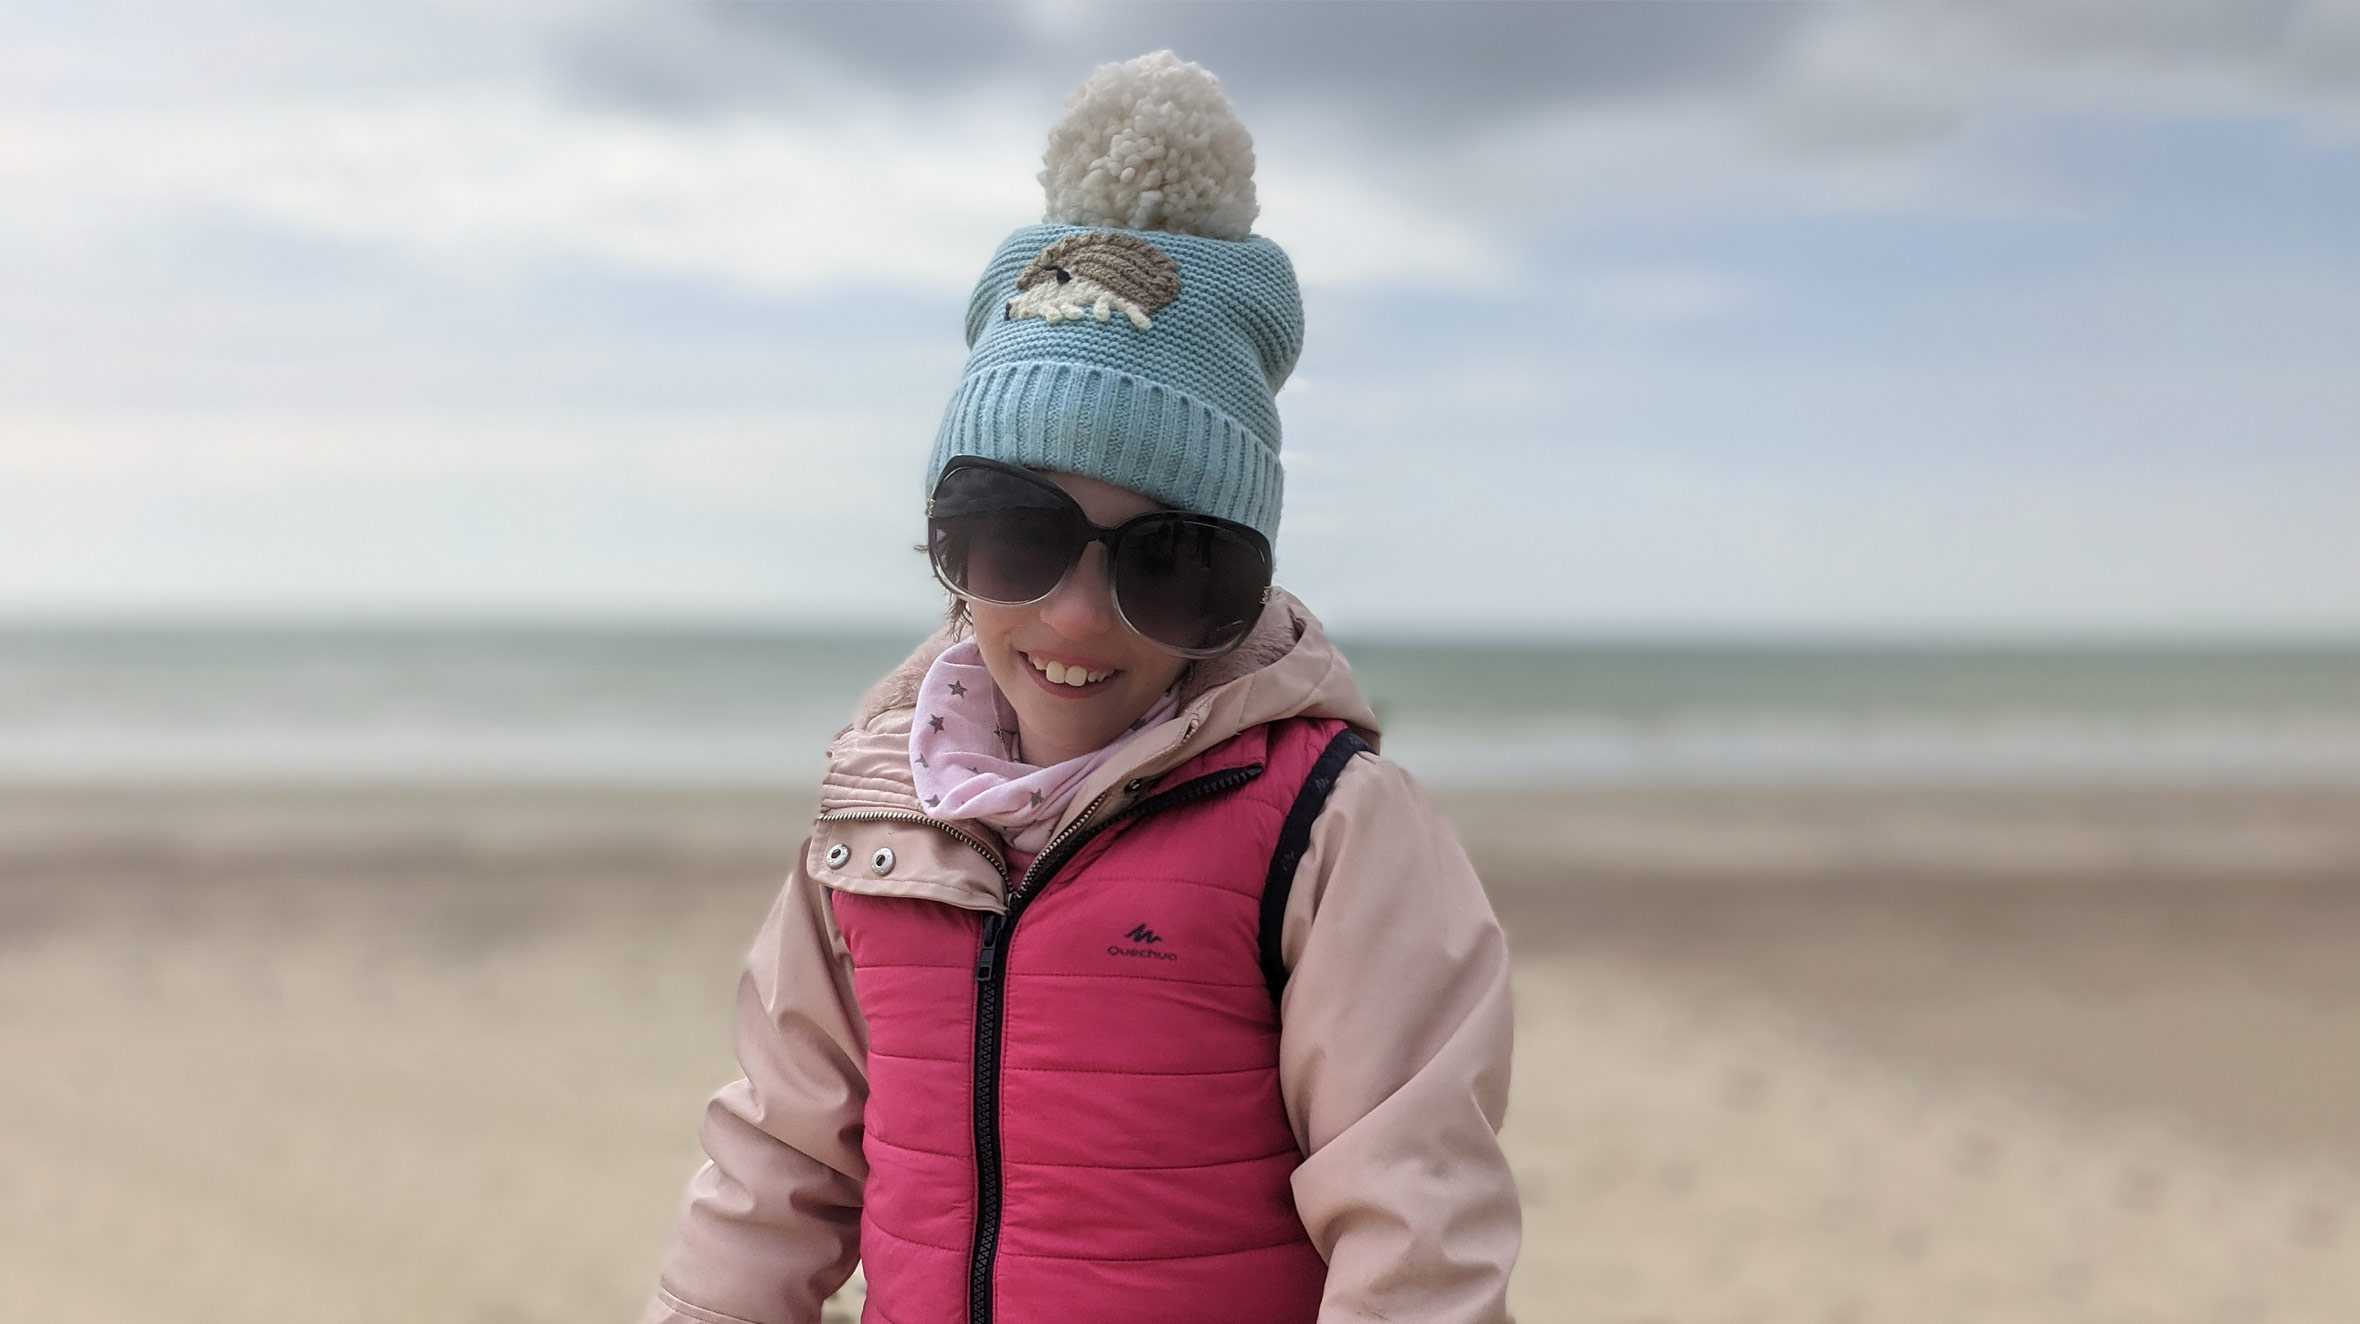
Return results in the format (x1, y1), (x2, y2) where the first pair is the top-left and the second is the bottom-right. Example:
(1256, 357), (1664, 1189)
(642, 51), (1519, 1324)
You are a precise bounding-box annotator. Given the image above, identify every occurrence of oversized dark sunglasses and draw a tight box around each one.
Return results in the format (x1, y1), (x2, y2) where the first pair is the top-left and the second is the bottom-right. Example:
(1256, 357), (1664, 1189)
(927, 456), (1273, 658)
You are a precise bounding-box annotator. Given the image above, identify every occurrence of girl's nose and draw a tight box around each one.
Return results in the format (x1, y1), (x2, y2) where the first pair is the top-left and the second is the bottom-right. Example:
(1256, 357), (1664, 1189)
(1037, 543), (1118, 637)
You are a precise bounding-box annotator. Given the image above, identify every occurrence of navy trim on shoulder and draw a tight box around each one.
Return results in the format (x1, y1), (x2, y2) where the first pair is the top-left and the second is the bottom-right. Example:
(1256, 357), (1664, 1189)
(1260, 725), (1374, 1006)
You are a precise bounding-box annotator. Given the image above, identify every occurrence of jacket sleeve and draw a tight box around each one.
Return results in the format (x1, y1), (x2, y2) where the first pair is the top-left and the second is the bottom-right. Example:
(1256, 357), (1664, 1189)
(640, 841), (870, 1324)
(1276, 749), (1521, 1323)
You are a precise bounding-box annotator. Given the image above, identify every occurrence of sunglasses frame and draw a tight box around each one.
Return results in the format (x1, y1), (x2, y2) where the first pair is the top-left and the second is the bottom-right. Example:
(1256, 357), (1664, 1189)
(926, 455), (1274, 659)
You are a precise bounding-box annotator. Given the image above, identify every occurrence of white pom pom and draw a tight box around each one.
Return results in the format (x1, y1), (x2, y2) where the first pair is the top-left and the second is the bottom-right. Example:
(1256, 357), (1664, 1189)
(1037, 49), (1259, 240)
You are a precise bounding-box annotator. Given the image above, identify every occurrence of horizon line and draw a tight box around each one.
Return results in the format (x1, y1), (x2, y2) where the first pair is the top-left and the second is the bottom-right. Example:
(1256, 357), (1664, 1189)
(6, 608), (2359, 652)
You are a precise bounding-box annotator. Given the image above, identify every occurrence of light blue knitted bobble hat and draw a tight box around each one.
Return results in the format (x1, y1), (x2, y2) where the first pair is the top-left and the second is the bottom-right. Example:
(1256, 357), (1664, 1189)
(924, 50), (1304, 550)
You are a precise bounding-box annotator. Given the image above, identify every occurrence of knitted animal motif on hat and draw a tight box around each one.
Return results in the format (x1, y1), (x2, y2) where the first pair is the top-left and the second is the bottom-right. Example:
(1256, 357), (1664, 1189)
(1007, 231), (1182, 329)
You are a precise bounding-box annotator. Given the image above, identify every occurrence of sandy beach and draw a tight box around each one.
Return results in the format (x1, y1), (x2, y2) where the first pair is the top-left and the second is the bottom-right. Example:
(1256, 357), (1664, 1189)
(6, 780), (2359, 1322)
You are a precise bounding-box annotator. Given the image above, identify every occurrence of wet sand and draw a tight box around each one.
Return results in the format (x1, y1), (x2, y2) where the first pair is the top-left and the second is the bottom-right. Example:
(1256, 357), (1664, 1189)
(4, 782), (2358, 1322)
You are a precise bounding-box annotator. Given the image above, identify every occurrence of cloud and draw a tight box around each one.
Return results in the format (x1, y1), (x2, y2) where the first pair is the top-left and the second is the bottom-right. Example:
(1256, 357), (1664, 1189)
(4, 88), (1045, 296)
(562, 1), (1806, 129)
(17, 0), (2350, 313)
(1759, 1), (2360, 159)
(1572, 267), (1765, 325)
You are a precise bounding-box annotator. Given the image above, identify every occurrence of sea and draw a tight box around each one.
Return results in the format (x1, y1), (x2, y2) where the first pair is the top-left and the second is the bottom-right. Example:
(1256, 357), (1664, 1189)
(3, 624), (2358, 790)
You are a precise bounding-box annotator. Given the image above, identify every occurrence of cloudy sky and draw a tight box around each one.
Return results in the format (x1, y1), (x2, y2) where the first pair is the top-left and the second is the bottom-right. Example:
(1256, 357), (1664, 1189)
(7, 1), (2357, 637)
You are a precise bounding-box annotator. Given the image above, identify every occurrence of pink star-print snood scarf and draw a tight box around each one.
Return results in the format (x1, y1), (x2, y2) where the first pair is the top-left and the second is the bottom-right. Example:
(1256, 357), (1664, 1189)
(908, 638), (1183, 854)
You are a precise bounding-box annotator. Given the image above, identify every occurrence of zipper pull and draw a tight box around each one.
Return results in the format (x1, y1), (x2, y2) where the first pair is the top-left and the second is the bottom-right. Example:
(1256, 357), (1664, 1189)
(975, 911), (1005, 982)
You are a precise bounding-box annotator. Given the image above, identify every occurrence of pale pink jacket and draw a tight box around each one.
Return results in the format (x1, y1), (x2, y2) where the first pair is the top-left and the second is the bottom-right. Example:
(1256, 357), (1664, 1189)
(640, 587), (1520, 1323)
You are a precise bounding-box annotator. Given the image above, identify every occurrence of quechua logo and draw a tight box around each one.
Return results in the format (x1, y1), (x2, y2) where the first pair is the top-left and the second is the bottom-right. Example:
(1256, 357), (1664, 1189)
(1109, 922), (1178, 962)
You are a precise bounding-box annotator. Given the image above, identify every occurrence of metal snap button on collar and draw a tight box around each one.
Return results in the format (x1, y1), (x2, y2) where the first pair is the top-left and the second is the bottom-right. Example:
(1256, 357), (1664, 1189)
(869, 846), (896, 875)
(824, 843), (850, 868)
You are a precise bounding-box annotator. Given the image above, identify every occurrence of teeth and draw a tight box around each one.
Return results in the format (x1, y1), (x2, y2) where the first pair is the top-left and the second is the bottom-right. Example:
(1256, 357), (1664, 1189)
(1027, 653), (1113, 686)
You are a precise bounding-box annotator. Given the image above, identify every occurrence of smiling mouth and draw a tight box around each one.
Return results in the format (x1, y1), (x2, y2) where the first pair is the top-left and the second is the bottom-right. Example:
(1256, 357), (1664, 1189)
(1019, 650), (1121, 694)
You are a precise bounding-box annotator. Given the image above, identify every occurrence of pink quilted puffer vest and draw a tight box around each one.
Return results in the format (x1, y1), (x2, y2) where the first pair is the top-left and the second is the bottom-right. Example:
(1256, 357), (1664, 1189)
(827, 714), (1363, 1324)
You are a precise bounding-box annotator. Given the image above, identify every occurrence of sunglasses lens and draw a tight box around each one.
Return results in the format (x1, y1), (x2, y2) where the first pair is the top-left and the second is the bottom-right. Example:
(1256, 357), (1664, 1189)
(931, 461), (1270, 655)
(929, 465), (1081, 603)
(1113, 516), (1270, 653)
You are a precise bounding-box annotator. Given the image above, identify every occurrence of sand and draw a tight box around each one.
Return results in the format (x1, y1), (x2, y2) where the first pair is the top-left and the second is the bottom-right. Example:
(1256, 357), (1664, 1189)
(4, 781), (2359, 1322)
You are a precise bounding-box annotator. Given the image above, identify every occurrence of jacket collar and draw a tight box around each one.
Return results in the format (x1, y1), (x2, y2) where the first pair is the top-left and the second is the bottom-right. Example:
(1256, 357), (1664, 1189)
(816, 586), (1382, 852)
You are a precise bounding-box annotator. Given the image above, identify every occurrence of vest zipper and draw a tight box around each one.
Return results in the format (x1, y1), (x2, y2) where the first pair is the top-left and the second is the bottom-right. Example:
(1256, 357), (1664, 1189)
(964, 760), (1267, 1324)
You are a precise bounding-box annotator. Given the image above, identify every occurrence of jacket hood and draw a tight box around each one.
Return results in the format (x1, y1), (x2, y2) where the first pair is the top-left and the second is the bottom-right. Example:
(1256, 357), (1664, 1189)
(816, 586), (1381, 846)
